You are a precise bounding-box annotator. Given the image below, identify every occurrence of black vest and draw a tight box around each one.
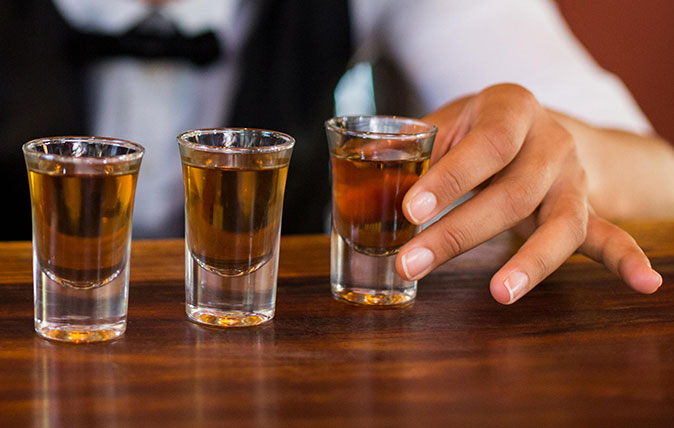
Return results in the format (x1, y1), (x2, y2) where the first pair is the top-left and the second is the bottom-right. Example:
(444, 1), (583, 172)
(0, 0), (352, 240)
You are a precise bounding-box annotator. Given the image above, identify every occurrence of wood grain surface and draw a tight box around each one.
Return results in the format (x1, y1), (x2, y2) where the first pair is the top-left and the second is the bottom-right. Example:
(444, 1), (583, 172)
(1, 222), (674, 427)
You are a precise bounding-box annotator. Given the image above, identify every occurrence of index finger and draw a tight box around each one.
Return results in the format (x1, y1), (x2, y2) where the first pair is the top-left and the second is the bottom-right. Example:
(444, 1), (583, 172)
(403, 85), (540, 225)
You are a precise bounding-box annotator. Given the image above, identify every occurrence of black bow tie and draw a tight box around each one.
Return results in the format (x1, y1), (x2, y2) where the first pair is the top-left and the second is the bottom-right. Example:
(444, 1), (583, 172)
(66, 14), (222, 67)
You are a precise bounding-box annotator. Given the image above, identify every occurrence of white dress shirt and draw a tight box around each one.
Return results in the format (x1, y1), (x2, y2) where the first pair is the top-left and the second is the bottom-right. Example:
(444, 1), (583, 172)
(53, 0), (653, 237)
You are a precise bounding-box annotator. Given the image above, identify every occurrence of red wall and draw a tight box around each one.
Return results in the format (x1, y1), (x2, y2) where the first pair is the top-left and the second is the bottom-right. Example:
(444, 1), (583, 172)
(555, 0), (674, 142)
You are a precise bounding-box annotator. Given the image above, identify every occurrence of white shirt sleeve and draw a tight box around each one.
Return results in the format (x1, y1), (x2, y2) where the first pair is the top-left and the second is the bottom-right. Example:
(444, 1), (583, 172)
(350, 0), (653, 135)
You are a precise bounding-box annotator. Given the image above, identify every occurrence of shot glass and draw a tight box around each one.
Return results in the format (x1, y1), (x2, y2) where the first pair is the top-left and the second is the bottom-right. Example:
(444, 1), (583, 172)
(326, 116), (436, 306)
(23, 137), (144, 343)
(178, 128), (294, 327)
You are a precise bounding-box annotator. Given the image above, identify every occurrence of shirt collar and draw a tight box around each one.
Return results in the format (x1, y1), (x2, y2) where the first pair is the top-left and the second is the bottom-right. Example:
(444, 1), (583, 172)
(52, 0), (239, 36)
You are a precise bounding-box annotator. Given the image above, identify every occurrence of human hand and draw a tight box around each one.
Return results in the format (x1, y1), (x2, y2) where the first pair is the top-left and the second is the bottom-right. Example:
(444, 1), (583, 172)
(395, 83), (663, 304)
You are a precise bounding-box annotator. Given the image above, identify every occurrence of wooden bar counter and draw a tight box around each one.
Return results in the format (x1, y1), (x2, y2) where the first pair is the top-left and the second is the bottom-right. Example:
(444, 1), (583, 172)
(1, 222), (674, 426)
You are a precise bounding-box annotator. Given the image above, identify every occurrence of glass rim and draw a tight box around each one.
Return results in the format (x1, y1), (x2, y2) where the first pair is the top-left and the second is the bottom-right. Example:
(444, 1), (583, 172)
(325, 115), (438, 140)
(22, 136), (145, 164)
(176, 128), (296, 154)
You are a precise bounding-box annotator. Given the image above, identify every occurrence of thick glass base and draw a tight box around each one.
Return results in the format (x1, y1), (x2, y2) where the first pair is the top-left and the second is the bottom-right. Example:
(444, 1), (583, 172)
(330, 227), (417, 307)
(186, 305), (273, 327)
(35, 320), (126, 343)
(33, 257), (129, 344)
(185, 241), (278, 328)
(331, 285), (415, 307)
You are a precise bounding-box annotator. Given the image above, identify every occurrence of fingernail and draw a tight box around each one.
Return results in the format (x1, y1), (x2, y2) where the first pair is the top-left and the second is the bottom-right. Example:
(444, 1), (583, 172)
(407, 192), (437, 224)
(503, 271), (529, 304)
(652, 269), (663, 290)
(401, 247), (434, 280)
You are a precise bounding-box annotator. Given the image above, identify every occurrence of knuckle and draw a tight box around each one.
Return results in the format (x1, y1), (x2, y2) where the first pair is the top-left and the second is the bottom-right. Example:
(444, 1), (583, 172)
(562, 214), (588, 246)
(529, 251), (551, 279)
(500, 178), (540, 221)
(574, 219), (589, 245)
(481, 84), (538, 112)
(438, 224), (471, 257)
(435, 166), (468, 199)
(480, 127), (519, 165)
(509, 85), (538, 112)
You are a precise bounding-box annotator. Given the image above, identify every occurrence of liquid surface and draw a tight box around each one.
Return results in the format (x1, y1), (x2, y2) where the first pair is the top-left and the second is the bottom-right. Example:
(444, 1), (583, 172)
(331, 149), (429, 255)
(183, 163), (288, 276)
(28, 170), (137, 287)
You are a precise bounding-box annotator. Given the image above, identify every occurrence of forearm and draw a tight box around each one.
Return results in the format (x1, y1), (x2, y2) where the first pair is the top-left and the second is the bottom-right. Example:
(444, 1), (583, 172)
(552, 111), (674, 220)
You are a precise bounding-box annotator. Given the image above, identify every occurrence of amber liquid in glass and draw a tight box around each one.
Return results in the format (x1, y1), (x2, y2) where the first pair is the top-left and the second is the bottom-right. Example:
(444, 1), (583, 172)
(331, 149), (429, 256)
(28, 170), (137, 288)
(183, 163), (288, 276)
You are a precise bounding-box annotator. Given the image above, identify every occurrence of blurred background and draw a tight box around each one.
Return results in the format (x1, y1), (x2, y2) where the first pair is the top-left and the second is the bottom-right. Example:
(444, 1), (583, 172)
(1, 0), (672, 242)
(555, 0), (674, 142)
